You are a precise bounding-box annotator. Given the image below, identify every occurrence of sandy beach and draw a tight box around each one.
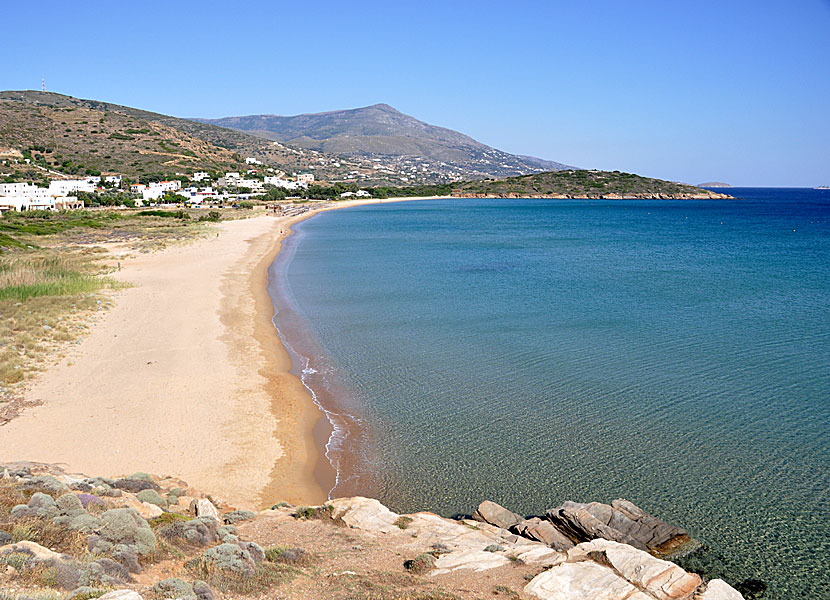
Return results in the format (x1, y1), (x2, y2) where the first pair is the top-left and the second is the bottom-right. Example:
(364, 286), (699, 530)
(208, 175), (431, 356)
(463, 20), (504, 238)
(0, 197), (437, 509)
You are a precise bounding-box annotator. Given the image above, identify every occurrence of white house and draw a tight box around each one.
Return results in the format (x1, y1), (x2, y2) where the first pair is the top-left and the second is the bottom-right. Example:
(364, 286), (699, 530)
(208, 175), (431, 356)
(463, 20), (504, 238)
(0, 182), (33, 196)
(239, 178), (264, 191)
(192, 172), (209, 182)
(264, 176), (298, 190)
(340, 190), (372, 199)
(297, 172), (314, 185)
(156, 180), (181, 192)
(102, 173), (122, 186)
(142, 187), (165, 201)
(245, 157), (263, 165)
(48, 179), (95, 195)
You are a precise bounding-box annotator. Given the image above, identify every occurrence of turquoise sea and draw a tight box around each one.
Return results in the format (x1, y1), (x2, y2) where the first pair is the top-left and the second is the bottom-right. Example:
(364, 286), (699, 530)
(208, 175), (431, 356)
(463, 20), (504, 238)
(267, 189), (829, 598)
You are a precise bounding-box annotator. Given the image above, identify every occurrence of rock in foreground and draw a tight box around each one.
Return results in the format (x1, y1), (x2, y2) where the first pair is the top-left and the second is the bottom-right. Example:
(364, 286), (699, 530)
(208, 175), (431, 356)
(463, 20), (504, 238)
(0, 461), (745, 600)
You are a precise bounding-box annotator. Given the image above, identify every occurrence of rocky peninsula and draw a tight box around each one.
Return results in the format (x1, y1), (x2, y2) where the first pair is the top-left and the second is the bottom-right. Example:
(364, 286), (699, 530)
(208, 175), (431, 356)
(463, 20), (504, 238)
(452, 171), (733, 200)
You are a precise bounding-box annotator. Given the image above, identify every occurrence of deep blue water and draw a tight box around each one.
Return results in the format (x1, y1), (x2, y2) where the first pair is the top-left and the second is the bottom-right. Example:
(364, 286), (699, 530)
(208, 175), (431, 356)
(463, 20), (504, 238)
(269, 189), (829, 598)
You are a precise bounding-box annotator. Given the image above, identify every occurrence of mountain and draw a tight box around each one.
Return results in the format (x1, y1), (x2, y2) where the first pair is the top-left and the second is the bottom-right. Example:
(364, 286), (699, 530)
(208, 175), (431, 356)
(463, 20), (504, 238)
(697, 182), (732, 187)
(452, 170), (733, 199)
(193, 104), (574, 180)
(0, 91), (371, 183)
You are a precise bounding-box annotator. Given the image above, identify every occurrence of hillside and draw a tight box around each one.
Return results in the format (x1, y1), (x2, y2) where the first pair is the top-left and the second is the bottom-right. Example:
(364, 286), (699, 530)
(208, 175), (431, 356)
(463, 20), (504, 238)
(0, 91), (372, 183)
(453, 170), (733, 199)
(0, 94), (248, 182)
(194, 103), (574, 180)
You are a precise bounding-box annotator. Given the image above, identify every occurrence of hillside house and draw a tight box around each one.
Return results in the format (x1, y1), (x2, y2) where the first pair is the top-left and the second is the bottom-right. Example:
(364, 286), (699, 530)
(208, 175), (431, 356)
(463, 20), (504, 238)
(48, 179), (95, 195)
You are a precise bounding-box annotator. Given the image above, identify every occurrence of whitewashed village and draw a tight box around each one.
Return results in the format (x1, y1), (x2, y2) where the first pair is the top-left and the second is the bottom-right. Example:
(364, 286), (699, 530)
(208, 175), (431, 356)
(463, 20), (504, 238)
(0, 156), (372, 215)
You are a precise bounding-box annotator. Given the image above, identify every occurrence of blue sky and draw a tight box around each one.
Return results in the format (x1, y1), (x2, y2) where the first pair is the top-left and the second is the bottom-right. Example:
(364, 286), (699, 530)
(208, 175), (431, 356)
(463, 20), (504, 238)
(3, 0), (829, 186)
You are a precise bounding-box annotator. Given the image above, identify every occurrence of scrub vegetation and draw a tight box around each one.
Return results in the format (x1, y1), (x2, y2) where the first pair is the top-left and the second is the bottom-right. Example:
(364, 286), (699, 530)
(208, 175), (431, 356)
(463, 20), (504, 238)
(0, 209), (213, 390)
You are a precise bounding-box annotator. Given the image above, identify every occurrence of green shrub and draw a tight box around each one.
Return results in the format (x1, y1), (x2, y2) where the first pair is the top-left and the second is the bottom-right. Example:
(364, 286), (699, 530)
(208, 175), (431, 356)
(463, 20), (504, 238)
(137, 209), (190, 219)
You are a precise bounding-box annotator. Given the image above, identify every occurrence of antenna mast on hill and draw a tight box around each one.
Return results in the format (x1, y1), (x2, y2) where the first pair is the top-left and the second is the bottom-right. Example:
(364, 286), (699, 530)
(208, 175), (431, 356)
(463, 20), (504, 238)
(42, 77), (46, 92)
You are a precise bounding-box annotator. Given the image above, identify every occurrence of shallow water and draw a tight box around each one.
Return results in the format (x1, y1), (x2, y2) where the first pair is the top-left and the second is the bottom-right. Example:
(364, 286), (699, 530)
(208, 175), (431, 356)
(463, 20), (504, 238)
(269, 190), (829, 598)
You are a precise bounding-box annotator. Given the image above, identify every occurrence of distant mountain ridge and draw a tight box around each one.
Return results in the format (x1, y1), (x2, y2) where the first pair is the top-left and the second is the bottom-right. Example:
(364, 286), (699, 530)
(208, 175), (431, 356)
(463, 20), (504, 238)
(193, 104), (574, 180)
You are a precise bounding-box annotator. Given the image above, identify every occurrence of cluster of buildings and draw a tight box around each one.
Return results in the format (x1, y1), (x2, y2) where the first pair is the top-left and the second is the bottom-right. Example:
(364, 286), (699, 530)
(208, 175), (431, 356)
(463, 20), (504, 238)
(218, 171), (314, 192)
(0, 156), (318, 213)
(129, 180), (182, 202)
(0, 181), (86, 213)
(340, 190), (372, 198)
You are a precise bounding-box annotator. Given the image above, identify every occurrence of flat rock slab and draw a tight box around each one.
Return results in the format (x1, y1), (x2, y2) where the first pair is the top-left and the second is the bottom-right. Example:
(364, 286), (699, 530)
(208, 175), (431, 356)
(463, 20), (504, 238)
(699, 579), (745, 600)
(329, 497), (400, 533)
(327, 497), (564, 570)
(98, 591), (144, 600)
(432, 549), (511, 574)
(569, 539), (701, 600)
(525, 561), (652, 600)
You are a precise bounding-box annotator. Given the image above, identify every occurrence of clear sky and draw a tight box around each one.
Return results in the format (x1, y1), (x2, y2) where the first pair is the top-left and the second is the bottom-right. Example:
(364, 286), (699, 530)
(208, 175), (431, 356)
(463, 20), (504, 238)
(3, 0), (829, 186)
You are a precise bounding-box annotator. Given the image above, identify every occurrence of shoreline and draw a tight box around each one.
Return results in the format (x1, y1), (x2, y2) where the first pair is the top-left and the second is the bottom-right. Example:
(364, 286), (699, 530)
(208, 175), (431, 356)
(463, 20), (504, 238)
(0, 196), (444, 509)
(265, 196), (446, 500)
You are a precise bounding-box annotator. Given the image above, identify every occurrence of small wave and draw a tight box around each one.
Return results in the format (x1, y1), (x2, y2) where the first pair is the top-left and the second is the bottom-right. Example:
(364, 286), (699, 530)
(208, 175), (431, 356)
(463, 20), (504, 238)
(270, 313), (350, 499)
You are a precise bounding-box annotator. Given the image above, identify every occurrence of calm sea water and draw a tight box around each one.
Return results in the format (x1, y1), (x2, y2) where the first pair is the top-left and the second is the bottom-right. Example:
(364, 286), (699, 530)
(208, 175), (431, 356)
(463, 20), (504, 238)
(268, 189), (829, 598)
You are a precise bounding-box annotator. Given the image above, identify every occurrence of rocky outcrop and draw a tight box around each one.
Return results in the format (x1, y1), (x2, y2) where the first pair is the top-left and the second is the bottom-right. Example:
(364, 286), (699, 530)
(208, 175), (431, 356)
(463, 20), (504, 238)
(0, 461), (746, 600)
(524, 539), (706, 600)
(468, 497), (694, 559)
(568, 539), (701, 599)
(546, 499), (695, 557)
(513, 517), (574, 550)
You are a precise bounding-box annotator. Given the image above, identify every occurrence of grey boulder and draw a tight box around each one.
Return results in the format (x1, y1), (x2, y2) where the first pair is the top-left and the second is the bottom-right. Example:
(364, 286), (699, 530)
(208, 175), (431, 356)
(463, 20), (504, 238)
(472, 500), (523, 530)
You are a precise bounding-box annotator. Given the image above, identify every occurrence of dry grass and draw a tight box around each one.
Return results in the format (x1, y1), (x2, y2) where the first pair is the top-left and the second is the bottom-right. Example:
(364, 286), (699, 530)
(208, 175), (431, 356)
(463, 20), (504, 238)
(322, 571), (460, 600)
(0, 253), (117, 302)
(0, 289), (105, 385)
(0, 210), (214, 390)
(0, 590), (65, 600)
(0, 481), (27, 518)
(0, 517), (88, 556)
(186, 556), (303, 595)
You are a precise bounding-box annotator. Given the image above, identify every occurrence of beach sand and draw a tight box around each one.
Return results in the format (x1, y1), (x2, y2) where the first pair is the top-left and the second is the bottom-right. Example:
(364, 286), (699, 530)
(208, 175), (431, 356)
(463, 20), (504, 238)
(0, 197), (436, 509)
